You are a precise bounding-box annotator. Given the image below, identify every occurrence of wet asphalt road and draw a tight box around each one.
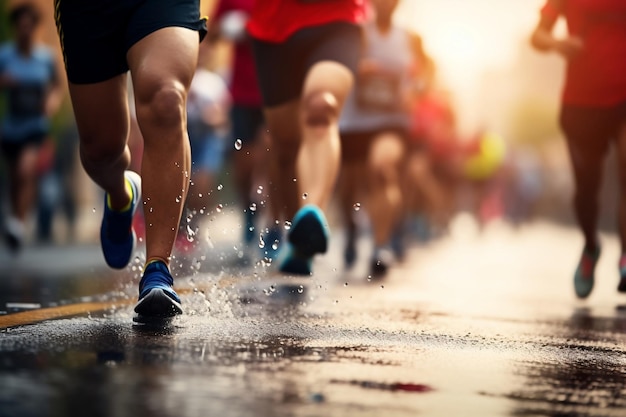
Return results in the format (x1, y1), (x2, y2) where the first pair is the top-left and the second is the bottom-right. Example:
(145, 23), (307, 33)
(2, 220), (626, 417)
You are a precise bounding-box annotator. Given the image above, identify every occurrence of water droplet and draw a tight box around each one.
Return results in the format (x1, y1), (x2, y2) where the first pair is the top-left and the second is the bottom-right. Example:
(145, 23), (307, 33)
(353, 202), (361, 211)
(186, 225), (197, 242)
(249, 202), (257, 212)
(217, 184), (223, 191)
(256, 185), (264, 195)
(272, 240), (279, 250)
(198, 193), (203, 198)
(175, 196), (181, 203)
(199, 209), (205, 214)
(216, 204), (223, 213)
(92, 208), (96, 213)
(380, 285), (384, 289)
(302, 193), (308, 200)
(234, 139), (243, 151)
(297, 285), (304, 294)
(344, 282), (349, 287)
(149, 207), (153, 213)
(284, 221), (292, 230)
(258, 235), (266, 249)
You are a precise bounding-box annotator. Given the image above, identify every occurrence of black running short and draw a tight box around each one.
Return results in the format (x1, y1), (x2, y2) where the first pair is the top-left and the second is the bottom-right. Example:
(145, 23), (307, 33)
(54, 0), (207, 84)
(251, 22), (363, 108)
(560, 101), (626, 159)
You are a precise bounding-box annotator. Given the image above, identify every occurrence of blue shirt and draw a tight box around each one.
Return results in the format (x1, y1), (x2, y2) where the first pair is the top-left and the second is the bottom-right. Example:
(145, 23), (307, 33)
(0, 42), (57, 142)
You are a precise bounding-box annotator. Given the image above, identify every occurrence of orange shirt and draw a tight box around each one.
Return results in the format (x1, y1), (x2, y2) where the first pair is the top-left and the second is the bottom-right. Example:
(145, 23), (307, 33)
(248, 0), (366, 43)
(541, 0), (626, 106)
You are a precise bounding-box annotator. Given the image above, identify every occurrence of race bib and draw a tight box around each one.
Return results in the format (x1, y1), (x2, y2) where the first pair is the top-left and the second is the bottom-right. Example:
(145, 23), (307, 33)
(356, 72), (402, 112)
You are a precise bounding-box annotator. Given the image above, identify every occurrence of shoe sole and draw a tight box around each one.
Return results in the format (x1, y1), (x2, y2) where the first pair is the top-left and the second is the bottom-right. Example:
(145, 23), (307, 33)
(134, 288), (183, 320)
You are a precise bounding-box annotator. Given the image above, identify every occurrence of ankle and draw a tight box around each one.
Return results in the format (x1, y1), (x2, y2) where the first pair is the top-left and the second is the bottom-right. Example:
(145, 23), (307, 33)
(145, 257), (170, 270)
(107, 178), (133, 212)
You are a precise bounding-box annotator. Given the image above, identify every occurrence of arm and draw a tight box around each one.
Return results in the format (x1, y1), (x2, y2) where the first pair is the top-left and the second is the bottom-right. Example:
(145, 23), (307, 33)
(530, 1), (584, 59)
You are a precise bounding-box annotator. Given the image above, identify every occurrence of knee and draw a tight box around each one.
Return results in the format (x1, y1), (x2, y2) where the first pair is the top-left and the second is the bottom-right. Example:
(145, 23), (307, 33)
(301, 90), (340, 128)
(136, 81), (187, 129)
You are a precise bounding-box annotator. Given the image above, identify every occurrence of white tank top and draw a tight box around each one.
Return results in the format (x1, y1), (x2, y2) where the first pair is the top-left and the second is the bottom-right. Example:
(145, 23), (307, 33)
(340, 22), (416, 133)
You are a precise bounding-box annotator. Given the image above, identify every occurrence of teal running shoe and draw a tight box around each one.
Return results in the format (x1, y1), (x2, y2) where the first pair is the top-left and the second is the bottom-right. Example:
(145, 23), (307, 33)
(574, 246), (600, 299)
(134, 261), (182, 319)
(279, 205), (329, 276)
(100, 171), (141, 269)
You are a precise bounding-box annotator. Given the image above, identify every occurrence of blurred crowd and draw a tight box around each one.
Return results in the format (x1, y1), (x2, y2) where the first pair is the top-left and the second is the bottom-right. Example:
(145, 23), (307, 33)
(0, 0), (616, 279)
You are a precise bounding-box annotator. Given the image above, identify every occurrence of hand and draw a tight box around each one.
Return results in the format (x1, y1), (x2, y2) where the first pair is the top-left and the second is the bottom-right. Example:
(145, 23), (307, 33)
(555, 36), (584, 60)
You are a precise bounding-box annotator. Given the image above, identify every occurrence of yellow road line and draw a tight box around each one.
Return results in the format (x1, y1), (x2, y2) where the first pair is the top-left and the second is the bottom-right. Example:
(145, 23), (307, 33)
(0, 300), (130, 329)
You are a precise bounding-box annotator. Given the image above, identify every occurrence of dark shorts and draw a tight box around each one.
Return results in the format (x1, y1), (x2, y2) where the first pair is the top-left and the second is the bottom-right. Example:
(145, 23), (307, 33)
(0, 134), (46, 161)
(251, 22), (362, 108)
(231, 105), (265, 146)
(54, 0), (207, 84)
(341, 127), (409, 163)
(560, 101), (626, 159)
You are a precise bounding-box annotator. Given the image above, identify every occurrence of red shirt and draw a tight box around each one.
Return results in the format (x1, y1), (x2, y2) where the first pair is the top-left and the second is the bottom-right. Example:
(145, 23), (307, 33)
(248, 0), (366, 43)
(213, 0), (263, 107)
(541, 0), (626, 107)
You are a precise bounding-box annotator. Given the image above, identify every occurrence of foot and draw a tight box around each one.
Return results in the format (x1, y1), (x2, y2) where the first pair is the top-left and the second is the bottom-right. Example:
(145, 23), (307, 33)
(618, 255), (626, 293)
(4, 216), (25, 253)
(134, 261), (183, 319)
(279, 205), (329, 276)
(100, 171), (141, 269)
(370, 246), (395, 279)
(574, 245), (601, 299)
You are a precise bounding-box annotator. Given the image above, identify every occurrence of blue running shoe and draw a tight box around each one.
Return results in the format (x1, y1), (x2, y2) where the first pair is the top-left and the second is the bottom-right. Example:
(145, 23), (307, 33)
(134, 261), (183, 319)
(100, 171), (141, 269)
(279, 205), (329, 276)
(574, 246), (600, 299)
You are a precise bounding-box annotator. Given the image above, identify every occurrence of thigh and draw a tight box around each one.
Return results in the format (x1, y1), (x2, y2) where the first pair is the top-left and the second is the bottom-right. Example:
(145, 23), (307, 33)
(68, 75), (130, 148)
(127, 27), (199, 105)
(301, 24), (362, 106)
(560, 105), (612, 171)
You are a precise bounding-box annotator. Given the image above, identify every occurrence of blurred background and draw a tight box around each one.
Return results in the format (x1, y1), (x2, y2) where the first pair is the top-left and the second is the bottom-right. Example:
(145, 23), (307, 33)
(0, 0), (619, 255)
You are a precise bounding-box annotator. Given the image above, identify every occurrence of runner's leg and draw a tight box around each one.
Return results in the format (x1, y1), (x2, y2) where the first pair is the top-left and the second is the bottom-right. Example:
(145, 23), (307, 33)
(297, 61), (353, 209)
(264, 101), (301, 222)
(68, 75), (131, 212)
(367, 131), (405, 249)
(127, 27), (199, 266)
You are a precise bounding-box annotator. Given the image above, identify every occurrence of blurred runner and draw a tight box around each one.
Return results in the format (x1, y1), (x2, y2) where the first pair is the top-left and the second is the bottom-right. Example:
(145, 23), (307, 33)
(248, 0), (366, 275)
(177, 54), (230, 253)
(54, 0), (207, 320)
(339, 0), (430, 277)
(0, 3), (62, 252)
(531, 0), (626, 298)
(209, 0), (267, 254)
